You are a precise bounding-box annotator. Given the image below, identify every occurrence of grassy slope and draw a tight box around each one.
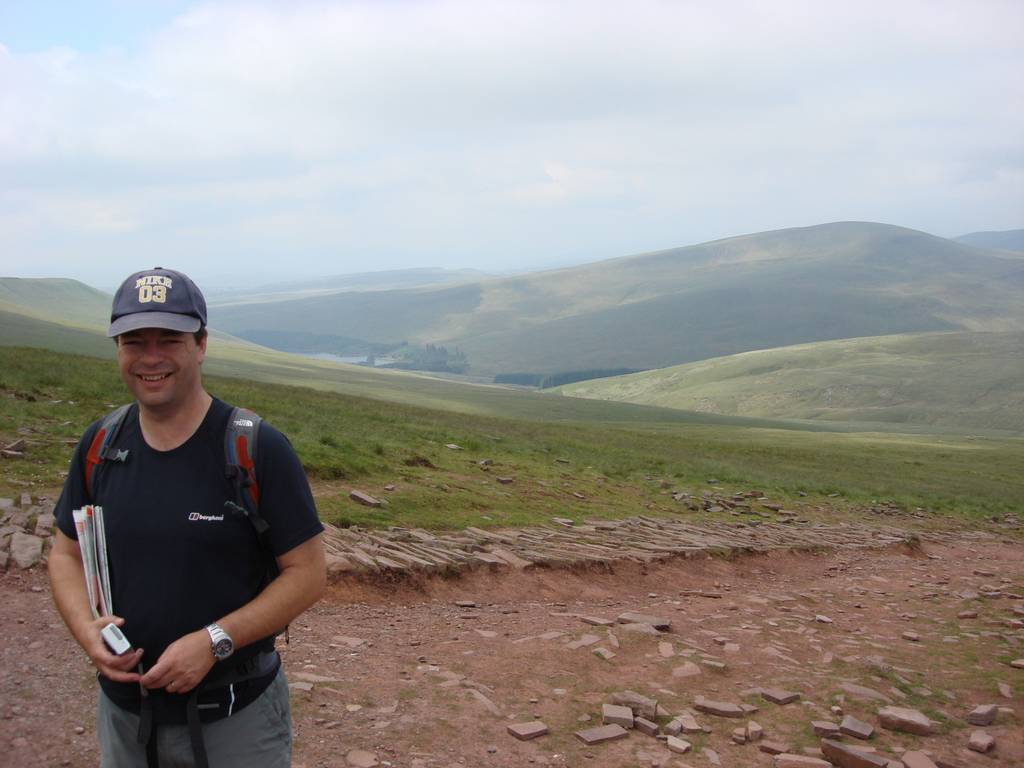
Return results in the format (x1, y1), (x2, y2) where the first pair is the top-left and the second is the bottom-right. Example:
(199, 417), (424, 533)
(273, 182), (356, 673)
(2, 346), (1022, 529)
(558, 332), (1024, 433)
(0, 277), (111, 331)
(211, 222), (1024, 375)
(0, 299), (829, 431)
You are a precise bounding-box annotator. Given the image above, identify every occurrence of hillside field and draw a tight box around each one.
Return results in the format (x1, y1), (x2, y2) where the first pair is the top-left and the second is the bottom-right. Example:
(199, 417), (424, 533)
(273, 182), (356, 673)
(558, 331), (1024, 433)
(2, 347), (1022, 530)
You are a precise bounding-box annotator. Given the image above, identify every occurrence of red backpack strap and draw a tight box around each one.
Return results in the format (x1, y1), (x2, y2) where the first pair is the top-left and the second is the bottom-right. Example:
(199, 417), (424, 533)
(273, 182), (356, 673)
(84, 404), (133, 500)
(225, 407), (262, 514)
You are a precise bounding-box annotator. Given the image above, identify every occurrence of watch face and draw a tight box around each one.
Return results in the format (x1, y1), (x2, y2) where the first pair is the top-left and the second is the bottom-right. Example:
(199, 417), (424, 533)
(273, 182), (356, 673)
(214, 638), (233, 657)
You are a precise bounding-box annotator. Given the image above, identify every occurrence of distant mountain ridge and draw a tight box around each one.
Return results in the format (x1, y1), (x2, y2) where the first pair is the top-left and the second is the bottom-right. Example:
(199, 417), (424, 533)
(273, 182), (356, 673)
(211, 222), (1024, 376)
(954, 229), (1024, 252)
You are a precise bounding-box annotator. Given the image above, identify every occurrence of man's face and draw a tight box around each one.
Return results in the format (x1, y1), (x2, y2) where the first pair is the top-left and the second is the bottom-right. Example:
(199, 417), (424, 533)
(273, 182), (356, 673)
(116, 328), (206, 413)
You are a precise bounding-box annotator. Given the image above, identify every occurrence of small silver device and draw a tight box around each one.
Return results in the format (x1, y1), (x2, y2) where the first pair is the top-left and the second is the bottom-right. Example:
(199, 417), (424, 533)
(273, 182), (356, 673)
(101, 622), (132, 655)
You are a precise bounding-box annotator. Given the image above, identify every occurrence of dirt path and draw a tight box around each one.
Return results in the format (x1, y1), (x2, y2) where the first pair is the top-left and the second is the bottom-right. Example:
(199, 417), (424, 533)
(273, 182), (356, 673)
(2, 539), (1021, 768)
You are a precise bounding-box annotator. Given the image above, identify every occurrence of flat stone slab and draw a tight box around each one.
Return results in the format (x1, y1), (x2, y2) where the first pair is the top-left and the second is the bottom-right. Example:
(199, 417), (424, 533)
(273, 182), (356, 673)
(773, 755), (831, 768)
(507, 721), (548, 741)
(840, 682), (892, 704)
(602, 703), (634, 728)
(878, 706), (936, 736)
(616, 611), (670, 630)
(762, 687), (801, 705)
(575, 723), (629, 745)
(821, 739), (889, 768)
(760, 740), (790, 755)
(901, 752), (939, 768)
(695, 697), (744, 718)
(811, 720), (841, 738)
(966, 704), (997, 726)
(634, 717), (658, 736)
(968, 730), (995, 753)
(610, 690), (658, 719)
(666, 736), (692, 754)
(840, 714), (874, 740)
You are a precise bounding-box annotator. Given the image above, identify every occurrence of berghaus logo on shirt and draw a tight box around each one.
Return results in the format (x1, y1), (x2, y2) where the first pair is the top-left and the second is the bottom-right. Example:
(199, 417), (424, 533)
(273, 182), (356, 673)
(188, 512), (225, 522)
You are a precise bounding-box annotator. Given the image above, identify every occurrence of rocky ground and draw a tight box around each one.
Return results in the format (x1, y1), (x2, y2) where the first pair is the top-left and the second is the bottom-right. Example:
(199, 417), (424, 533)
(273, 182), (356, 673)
(1, 520), (1022, 768)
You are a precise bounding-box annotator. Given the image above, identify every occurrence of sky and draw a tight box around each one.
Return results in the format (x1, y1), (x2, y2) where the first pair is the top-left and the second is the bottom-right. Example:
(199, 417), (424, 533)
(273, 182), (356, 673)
(1, 0), (1022, 290)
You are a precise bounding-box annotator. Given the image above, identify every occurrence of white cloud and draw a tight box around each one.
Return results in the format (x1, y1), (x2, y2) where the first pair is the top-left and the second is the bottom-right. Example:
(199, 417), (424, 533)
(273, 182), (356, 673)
(0, 0), (1022, 287)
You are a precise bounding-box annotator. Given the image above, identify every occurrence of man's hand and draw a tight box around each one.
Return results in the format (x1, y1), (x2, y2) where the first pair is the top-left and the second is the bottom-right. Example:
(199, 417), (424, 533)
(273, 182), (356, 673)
(140, 629), (215, 694)
(85, 615), (144, 683)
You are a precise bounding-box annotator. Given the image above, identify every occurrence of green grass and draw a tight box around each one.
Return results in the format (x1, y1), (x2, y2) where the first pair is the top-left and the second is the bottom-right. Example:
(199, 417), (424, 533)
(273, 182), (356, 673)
(2, 346), (1023, 530)
(557, 331), (1024, 433)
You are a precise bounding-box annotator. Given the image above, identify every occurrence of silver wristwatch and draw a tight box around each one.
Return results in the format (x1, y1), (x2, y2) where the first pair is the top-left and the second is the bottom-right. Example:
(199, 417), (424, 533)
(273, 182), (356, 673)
(206, 622), (234, 661)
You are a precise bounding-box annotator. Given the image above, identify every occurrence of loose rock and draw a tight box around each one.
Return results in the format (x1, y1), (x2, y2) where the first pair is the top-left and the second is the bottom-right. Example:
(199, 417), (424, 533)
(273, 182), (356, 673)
(877, 706), (935, 736)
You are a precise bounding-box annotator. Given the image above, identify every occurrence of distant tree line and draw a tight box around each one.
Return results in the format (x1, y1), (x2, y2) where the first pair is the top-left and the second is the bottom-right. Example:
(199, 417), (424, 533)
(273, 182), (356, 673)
(495, 368), (642, 388)
(382, 343), (468, 374)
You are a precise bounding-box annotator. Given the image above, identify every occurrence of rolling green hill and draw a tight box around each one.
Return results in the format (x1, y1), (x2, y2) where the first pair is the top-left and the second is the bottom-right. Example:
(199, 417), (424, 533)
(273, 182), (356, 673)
(0, 289), (840, 431)
(210, 222), (1024, 377)
(557, 332), (1024, 433)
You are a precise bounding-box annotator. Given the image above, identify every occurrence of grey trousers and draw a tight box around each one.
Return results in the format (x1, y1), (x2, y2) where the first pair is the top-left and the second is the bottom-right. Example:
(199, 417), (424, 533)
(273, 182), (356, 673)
(96, 668), (292, 768)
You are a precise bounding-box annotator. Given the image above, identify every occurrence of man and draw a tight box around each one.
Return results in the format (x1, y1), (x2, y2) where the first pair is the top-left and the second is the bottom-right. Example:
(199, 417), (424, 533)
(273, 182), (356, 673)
(49, 267), (326, 767)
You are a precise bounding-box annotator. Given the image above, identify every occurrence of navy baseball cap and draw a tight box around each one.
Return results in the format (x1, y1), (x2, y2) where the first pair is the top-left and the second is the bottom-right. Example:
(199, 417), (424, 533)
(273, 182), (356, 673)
(107, 267), (208, 337)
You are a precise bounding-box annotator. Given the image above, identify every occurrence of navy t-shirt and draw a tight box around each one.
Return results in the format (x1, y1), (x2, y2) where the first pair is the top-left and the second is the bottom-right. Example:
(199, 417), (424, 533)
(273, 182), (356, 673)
(54, 398), (323, 713)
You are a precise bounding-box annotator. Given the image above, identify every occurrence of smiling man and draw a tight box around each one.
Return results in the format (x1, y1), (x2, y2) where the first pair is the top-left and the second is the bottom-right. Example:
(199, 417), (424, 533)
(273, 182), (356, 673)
(49, 267), (326, 767)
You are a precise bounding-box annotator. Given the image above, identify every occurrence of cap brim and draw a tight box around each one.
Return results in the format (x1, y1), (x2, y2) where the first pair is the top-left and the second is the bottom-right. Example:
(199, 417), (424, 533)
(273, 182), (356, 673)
(107, 312), (203, 337)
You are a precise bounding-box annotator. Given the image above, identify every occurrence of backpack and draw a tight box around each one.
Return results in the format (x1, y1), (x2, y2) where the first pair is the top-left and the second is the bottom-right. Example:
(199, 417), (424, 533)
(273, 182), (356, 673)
(83, 403), (279, 584)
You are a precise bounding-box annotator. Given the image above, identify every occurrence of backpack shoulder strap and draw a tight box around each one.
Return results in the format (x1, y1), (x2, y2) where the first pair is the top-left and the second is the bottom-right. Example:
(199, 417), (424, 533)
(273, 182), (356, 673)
(84, 404), (134, 500)
(225, 406), (263, 523)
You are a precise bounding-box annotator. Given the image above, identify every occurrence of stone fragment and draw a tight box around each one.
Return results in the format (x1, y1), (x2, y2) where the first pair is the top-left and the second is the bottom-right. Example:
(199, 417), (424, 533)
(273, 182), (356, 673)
(966, 704), (996, 726)
(658, 641), (675, 658)
(663, 719), (683, 736)
(957, 611), (977, 619)
(454, 600), (476, 608)
(345, 750), (379, 768)
(33, 512), (55, 537)
(677, 713), (703, 733)
(901, 631), (920, 642)
(747, 720), (764, 741)
(672, 661), (702, 678)
(815, 615), (834, 624)
(840, 683), (892, 704)
(1011, 659), (1024, 669)
(762, 687), (801, 705)
(666, 736), (692, 754)
(634, 717), (659, 736)
(616, 611), (670, 630)
(349, 490), (381, 507)
(877, 706), (935, 736)
(840, 714), (874, 740)
(773, 755), (830, 768)
(967, 730), (994, 753)
(575, 724), (629, 745)
(760, 741), (791, 755)
(997, 682), (1011, 699)
(900, 752), (938, 768)
(694, 697), (744, 718)
(9, 532), (43, 569)
(592, 647), (616, 660)
(507, 721), (548, 741)
(579, 616), (614, 626)
(611, 690), (658, 719)
(602, 703), (634, 728)
(566, 633), (600, 649)
(812, 721), (841, 738)
(820, 740), (889, 768)
(731, 727), (747, 744)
